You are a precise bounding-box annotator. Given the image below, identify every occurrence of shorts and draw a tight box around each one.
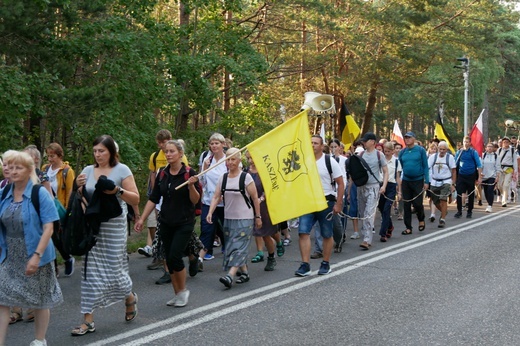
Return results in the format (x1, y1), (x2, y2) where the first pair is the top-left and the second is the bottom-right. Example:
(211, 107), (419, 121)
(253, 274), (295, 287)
(298, 201), (334, 239)
(146, 210), (158, 228)
(430, 184), (451, 204)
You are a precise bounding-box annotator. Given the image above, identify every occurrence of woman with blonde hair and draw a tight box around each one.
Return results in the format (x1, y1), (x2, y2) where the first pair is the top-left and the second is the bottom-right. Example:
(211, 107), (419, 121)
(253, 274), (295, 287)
(135, 140), (201, 307)
(0, 151), (63, 346)
(198, 133), (227, 267)
(206, 148), (261, 288)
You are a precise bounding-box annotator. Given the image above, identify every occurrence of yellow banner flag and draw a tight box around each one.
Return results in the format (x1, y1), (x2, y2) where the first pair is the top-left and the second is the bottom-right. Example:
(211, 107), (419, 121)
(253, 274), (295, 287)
(247, 110), (327, 224)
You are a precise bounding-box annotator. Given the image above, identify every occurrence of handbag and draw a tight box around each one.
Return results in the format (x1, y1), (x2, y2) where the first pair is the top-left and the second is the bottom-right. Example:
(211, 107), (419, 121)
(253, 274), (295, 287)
(54, 198), (67, 222)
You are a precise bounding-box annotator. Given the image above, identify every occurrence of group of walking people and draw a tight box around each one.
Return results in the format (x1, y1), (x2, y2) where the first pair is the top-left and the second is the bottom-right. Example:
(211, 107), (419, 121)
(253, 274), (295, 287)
(1, 127), (517, 345)
(296, 130), (518, 277)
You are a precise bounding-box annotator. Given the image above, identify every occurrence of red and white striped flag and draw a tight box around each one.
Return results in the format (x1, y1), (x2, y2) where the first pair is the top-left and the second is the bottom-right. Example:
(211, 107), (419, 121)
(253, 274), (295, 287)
(470, 109), (484, 156)
(391, 120), (405, 147)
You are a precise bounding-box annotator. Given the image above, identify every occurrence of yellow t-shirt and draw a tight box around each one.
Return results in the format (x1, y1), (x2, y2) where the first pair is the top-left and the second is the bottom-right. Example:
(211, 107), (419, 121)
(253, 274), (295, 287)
(148, 150), (167, 172)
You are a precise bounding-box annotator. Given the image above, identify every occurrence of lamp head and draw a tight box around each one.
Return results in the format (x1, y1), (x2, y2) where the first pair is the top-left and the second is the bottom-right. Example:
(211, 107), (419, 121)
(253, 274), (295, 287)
(505, 119), (516, 129)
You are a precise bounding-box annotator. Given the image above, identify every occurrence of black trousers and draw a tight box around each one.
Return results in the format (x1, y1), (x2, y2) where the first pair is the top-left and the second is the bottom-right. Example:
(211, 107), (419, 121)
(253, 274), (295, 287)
(456, 173), (476, 212)
(482, 177), (496, 206)
(401, 179), (425, 230)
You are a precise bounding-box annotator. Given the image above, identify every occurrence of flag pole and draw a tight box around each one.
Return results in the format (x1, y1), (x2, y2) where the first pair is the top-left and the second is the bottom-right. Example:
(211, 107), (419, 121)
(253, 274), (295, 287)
(175, 146), (248, 190)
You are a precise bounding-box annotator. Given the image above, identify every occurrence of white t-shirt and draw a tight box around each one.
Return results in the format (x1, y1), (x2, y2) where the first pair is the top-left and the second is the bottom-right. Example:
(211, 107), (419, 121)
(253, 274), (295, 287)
(201, 156), (227, 206)
(332, 155), (347, 185)
(216, 172), (254, 219)
(46, 166), (60, 195)
(428, 153), (455, 187)
(316, 154), (343, 196)
(386, 156), (401, 184)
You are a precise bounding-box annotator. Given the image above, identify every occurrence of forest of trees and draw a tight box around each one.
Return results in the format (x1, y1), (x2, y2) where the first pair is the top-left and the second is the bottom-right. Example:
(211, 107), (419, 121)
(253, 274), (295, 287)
(2, 0), (520, 174)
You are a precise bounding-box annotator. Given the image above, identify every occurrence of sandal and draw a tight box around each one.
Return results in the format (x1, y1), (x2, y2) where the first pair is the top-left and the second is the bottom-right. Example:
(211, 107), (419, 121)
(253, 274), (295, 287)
(25, 308), (35, 322)
(9, 311), (23, 325)
(276, 243), (285, 257)
(236, 273), (250, 284)
(401, 229), (412, 235)
(283, 238), (292, 246)
(125, 292), (138, 322)
(71, 321), (96, 336)
(251, 253), (264, 263)
(418, 222), (426, 232)
(219, 274), (233, 288)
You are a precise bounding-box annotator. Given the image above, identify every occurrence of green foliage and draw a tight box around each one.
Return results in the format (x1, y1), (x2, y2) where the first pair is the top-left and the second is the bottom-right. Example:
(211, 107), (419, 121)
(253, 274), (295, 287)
(2, 0), (520, 177)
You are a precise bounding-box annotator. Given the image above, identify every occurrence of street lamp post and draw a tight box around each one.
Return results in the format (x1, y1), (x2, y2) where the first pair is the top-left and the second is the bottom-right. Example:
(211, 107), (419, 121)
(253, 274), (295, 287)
(455, 57), (470, 135)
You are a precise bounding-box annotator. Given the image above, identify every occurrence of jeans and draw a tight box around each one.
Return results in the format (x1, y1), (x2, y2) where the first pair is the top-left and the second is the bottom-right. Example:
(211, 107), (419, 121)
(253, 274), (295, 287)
(347, 184), (358, 217)
(378, 182), (396, 236)
(313, 211), (342, 252)
(200, 204), (225, 255)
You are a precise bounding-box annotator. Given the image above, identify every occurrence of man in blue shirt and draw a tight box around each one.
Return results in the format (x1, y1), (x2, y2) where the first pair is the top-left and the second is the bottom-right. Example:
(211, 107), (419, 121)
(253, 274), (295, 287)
(454, 136), (482, 218)
(398, 131), (429, 234)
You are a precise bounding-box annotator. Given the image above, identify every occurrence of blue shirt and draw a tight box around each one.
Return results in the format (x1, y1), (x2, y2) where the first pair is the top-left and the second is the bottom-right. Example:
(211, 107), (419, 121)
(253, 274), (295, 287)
(399, 145), (430, 183)
(455, 148), (482, 176)
(0, 181), (59, 265)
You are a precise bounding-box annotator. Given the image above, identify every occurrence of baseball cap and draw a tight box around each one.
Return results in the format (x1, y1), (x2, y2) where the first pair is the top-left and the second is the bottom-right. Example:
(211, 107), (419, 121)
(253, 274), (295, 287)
(361, 132), (377, 142)
(502, 136), (511, 142)
(404, 131), (416, 138)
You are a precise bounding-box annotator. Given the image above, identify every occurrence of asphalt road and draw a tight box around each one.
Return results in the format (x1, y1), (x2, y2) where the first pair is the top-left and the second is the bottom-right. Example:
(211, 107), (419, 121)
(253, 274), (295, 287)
(7, 201), (520, 346)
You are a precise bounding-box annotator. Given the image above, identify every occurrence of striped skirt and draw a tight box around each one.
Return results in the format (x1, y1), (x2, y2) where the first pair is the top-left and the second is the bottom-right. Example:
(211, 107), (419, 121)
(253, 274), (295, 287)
(80, 213), (132, 314)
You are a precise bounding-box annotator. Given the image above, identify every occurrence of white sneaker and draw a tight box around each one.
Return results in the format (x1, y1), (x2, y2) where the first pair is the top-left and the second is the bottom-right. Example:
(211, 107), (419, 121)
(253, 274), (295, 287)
(485, 206), (492, 213)
(30, 339), (47, 346)
(350, 232), (360, 239)
(174, 289), (190, 307)
(166, 296), (177, 306)
(138, 245), (152, 257)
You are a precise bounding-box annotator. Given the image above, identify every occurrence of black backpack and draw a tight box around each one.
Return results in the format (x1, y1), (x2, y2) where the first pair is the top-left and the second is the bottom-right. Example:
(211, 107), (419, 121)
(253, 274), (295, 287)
(347, 155), (369, 187)
(221, 171), (253, 209)
(347, 151), (382, 187)
(61, 187), (96, 256)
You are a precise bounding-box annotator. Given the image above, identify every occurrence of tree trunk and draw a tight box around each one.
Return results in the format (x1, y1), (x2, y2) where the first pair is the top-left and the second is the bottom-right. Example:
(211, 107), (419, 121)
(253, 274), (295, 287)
(223, 11), (233, 112)
(362, 76), (379, 134)
(300, 19), (307, 93)
(177, 1), (190, 133)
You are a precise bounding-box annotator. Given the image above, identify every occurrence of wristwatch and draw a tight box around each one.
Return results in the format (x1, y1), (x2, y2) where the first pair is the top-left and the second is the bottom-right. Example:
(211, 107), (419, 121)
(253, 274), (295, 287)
(116, 186), (125, 196)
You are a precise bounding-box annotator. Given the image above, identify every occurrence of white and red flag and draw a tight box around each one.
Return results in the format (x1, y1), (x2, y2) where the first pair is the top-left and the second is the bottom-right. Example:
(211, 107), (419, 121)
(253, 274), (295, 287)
(470, 109), (485, 156)
(391, 120), (405, 147)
